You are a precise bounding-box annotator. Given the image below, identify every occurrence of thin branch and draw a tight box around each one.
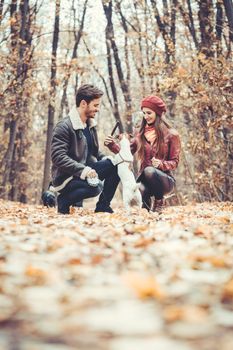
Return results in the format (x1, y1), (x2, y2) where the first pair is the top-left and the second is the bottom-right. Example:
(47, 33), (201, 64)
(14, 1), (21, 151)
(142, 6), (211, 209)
(83, 38), (113, 108)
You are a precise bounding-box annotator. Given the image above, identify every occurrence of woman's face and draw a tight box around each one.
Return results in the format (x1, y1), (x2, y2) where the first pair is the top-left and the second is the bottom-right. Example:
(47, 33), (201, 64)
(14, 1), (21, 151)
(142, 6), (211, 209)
(142, 107), (156, 125)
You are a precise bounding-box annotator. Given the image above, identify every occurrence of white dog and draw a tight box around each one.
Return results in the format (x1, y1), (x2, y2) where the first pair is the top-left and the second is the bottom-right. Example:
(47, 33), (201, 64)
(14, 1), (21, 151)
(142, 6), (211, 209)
(111, 135), (142, 210)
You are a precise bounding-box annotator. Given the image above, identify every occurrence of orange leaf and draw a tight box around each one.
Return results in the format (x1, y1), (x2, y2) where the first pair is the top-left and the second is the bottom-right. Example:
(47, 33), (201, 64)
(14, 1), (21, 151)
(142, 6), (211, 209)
(123, 273), (166, 300)
(222, 278), (233, 303)
(163, 305), (208, 323)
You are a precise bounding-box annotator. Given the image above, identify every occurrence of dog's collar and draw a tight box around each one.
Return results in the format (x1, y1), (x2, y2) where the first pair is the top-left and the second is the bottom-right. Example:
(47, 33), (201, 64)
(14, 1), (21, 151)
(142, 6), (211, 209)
(118, 152), (132, 164)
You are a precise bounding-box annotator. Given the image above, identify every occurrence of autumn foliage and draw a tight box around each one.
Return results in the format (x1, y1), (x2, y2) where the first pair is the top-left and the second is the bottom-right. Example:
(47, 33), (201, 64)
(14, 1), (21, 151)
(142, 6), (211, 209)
(0, 0), (232, 204)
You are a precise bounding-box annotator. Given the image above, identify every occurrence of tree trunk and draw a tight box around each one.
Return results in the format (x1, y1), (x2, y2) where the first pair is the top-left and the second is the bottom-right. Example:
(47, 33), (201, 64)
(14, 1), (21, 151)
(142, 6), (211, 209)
(187, 0), (198, 49)
(0, 0), (19, 199)
(59, 0), (88, 120)
(0, 0), (5, 25)
(117, 0), (146, 95)
(177, 0), (199, 50)
(42, 0), (60, 192)
(216, 1), (223, 56)
(102, 0), (132, 133)
(223, 0), (233, 42)
(2, 0), (31, 200)
(198, 0), (215, 58)
(1, 121), (17, 198)
(9, 0), (35, 202)
(105, 26), (123, 132)
(151, 0), (176, 65)
(170, 0), (177, 49)
(83, 39), (115, 113)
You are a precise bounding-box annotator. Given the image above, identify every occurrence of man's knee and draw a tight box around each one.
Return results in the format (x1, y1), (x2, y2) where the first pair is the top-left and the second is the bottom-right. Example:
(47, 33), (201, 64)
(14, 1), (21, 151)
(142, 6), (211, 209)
(93, 159), (118, 180)
(88, 182), (103, 197)
(97, 159), (116, 171)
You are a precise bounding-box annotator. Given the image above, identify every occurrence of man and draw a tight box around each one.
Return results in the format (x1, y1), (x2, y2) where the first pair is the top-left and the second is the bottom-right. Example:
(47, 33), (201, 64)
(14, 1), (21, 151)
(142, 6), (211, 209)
(51, 84), (121, 214)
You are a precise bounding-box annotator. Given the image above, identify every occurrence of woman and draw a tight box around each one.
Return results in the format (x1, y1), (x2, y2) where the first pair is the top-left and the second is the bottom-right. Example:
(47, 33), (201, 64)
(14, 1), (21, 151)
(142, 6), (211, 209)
(105, 95), (181, 212)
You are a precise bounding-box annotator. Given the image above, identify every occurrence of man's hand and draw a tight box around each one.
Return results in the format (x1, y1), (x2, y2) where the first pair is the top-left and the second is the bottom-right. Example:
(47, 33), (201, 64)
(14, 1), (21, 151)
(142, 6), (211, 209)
(86, 169), (98, 179)
(151, 157), (161, 168)
(104, 135), (115, 146)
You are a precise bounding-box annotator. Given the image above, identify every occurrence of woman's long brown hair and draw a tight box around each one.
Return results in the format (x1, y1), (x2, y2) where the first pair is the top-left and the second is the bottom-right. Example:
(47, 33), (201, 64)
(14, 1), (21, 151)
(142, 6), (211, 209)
(136, 114), (171, 162)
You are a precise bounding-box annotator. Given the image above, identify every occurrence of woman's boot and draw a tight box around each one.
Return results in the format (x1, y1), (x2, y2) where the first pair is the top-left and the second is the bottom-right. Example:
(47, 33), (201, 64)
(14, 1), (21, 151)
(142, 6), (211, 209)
(151, 197), (165, 213)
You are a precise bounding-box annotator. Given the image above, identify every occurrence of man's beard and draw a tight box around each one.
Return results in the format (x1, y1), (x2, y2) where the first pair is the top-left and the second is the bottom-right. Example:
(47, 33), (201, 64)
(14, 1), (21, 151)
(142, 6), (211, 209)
(86, 110), (95, 118)
(87, 114), (95, 118)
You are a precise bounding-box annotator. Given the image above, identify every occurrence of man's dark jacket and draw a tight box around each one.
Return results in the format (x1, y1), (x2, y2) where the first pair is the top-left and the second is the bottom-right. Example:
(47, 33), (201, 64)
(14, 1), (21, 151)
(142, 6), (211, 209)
(51, 106), (105, 192)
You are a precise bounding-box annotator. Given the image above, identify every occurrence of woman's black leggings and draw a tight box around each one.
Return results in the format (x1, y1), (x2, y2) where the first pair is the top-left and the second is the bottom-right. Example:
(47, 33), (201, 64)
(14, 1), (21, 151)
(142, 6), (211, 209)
(139, 166), (175, 200)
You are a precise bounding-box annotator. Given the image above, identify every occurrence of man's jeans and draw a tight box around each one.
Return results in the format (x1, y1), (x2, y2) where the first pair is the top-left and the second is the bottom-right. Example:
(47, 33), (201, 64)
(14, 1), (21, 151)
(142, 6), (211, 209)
(57, 159), (120, 214)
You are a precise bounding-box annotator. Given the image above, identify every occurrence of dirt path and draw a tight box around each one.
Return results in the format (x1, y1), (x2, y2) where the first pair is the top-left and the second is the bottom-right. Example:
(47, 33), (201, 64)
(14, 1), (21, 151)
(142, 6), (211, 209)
(0, 200), (233, 350)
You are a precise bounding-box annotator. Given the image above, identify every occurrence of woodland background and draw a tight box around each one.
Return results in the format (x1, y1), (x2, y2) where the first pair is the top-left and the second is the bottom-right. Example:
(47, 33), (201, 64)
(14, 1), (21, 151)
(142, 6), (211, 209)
(0, 0), (232, 205)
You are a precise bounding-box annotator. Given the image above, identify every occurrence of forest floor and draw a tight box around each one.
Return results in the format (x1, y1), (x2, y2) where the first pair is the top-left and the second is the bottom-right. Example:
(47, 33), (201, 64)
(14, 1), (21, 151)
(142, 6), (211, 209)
(0, 200), (233, 350)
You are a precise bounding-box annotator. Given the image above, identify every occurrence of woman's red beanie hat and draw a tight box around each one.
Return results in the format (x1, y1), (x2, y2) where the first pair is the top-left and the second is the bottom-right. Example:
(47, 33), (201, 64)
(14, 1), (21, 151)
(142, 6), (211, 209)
(141, 95), (166, 116)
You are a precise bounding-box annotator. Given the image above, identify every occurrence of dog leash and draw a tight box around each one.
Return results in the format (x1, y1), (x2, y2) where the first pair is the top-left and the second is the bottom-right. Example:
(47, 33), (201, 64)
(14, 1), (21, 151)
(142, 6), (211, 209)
(111, 121), (120, 136)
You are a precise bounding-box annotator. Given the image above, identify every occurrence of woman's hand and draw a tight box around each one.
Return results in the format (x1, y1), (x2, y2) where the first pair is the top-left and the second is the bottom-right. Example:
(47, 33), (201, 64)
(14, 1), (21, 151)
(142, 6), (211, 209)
(104, 135), (115, 146)
(151, 157), (161, 168)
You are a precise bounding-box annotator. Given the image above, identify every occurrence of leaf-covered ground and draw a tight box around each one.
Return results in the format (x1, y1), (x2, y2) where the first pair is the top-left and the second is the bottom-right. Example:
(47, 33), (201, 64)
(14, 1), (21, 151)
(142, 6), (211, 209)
(0, 199), (233, 350)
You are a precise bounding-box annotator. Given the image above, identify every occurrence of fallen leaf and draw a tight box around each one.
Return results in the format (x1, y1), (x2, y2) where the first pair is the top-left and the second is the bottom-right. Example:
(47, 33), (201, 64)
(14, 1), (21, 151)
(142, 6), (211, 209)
(222, 278), (233, 303)
(123, 273), (166, 300)
(163, 305), (208, 323)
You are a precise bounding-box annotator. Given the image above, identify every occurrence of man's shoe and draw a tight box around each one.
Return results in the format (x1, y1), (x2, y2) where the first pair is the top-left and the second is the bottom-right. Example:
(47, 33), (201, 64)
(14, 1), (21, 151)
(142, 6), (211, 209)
(95, 205), (114, 213)
(73, 200), (83, 208)
(57, 195), (70, 214)
(42, 191), (56, 207)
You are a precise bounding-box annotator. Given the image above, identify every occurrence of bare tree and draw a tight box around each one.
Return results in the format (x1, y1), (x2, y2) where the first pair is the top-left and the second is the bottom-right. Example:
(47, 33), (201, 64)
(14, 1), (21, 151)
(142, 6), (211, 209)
(177, 0), (198, 50)
(198, 0), (215, 58)
(83, 39), (117, 115)
(0, 0), (5, 25)
(150, 0), (178, 66)
(116, 0), (147, 94)
(59, 0), (88, 120)
(223, 0), (233, 43)
(42, 0), (61, 192)
(216, 0), (224, 56)
(1, 0), (34, 201)
(102, 0), (132, 133)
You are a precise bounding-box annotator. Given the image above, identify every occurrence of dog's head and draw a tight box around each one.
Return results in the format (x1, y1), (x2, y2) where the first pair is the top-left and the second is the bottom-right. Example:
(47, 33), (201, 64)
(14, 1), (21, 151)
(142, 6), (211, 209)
(117, 134), (132, 150)
(115, 133), (134, 164)
(116, 133), (133, 141)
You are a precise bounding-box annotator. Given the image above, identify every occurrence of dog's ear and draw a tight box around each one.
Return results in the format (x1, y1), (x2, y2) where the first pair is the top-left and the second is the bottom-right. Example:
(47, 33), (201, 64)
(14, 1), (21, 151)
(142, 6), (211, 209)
(123, 133), (133, 140)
